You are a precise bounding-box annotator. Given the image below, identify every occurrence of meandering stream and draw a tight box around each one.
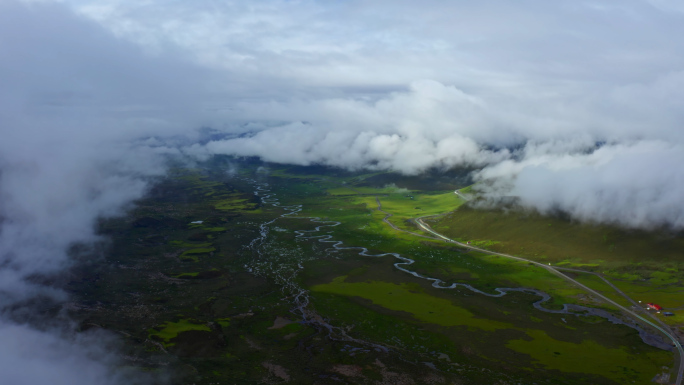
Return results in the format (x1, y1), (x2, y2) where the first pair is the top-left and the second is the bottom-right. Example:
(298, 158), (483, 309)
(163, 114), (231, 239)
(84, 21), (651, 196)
(243, 178), (671, 352)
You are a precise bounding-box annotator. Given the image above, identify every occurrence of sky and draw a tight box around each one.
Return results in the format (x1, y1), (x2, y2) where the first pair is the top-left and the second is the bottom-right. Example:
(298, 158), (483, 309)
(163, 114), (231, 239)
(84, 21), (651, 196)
(2, 0), (684, 383)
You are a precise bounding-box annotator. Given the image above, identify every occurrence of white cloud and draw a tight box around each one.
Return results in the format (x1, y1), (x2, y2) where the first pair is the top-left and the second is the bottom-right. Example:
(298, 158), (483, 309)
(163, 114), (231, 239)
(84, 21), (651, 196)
(0, 2), (207, 383)
(203, 80), (510, 174)
(476, 140), (684, 229)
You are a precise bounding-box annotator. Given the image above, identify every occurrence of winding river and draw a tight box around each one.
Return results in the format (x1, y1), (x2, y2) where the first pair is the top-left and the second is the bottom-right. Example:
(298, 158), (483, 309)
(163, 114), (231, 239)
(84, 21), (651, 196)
(243, 178), (671, 352)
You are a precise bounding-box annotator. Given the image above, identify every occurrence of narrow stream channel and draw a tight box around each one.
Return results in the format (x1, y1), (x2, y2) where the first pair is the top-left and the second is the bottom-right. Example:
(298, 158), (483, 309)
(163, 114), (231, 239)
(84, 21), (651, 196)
(244, 178), (671, 352)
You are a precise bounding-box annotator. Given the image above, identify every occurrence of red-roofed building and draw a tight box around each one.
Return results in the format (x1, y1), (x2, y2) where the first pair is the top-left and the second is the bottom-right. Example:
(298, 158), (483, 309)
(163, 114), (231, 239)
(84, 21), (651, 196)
(647, 303), (663, 311)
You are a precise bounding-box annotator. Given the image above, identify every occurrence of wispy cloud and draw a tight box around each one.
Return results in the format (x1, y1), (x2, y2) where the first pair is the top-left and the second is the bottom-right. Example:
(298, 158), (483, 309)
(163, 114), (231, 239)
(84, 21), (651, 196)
(0, 2), (207, 383)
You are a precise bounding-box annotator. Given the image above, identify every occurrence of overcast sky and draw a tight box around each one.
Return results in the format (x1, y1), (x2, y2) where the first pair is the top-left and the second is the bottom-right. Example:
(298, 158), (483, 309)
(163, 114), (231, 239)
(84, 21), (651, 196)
(2, 0), (684, 383)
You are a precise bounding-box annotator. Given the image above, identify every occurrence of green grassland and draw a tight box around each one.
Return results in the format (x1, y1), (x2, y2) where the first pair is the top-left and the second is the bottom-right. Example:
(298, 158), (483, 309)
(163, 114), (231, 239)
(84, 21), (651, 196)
(281, 177), (589, 311)
(326, 185), (396, 195)
(571, 274), (635, 308)
(149, 319), (212, 347)
(322, 181), (465, 230)
(611, 280), (684, 308)
(66, 160), (680, 384)
(430, 196), (684, 331)
(506, 330), (666, 383)
(172, 272), (199, 278)
(379, 191), (465, 227)
(179, 247), (216, 262)
(312, 276), (512, 330)
(174, 168), (261, 213)
(408, 251), (590, 310)
(303, 254), (671, 384)
(270, 166), (678, 382)
(271, 167), (675, 313)
(213, 192), (259, 211)
(459, 185), (474, 194)
(432, 202), (684, 268)
(315, 274), (669, 384)
(169, 241), (212, 248)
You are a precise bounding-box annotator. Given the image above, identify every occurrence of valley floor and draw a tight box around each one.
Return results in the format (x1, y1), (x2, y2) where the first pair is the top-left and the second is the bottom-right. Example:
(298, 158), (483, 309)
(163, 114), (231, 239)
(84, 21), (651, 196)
(68, 159), (682, 384)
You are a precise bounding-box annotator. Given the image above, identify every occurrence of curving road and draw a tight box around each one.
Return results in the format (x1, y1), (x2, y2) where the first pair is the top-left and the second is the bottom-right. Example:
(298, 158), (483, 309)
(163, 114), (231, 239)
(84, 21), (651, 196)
(375, 197), (438, 241)
(373, 191), (682, 385)
(554, 266), (681, 358)
(406, 203), (684, 385)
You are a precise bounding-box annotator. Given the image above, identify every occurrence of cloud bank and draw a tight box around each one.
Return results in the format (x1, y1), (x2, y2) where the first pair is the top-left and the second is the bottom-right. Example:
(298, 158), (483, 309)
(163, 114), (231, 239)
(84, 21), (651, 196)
(195, 74), (684, 229)
(0, 2), (212, 383)
(67, 0), (683, 230)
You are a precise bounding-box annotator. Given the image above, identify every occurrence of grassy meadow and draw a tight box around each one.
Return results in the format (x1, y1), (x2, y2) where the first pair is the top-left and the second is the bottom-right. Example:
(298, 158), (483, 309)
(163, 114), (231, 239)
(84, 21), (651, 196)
(267, 166), (676, 383)
(431, 191), (684, 330)
(66, 160), (680, 384)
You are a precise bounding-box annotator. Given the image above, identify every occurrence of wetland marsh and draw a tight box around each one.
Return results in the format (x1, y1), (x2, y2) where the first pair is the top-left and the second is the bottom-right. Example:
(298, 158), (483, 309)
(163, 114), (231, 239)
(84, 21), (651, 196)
(68, 159), (682, 384)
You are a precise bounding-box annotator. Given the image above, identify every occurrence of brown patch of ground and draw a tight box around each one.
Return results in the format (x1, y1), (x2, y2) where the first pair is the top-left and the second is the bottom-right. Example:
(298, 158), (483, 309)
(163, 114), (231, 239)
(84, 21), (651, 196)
(421, 372), (448, 384)
(332, 364), (363, 377)
(232, 311), (254, 319)
(245, 336), (262, 350)
(268, 316), (294, 329)
(375, 359), (415, 385)
(262, 361), (290, 382)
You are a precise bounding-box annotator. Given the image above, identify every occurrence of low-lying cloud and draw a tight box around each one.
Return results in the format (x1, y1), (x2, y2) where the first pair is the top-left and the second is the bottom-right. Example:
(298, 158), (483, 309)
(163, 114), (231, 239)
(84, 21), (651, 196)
(0, 2), (210, 383)
(477, 140), (684, 229)
(198, 80), (511, 174)
(196, 77), (684, 230)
